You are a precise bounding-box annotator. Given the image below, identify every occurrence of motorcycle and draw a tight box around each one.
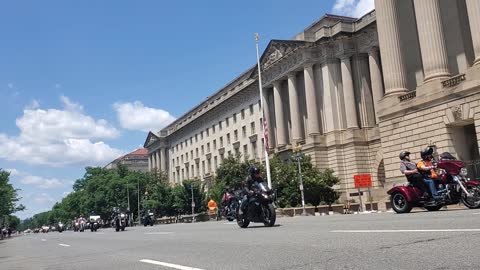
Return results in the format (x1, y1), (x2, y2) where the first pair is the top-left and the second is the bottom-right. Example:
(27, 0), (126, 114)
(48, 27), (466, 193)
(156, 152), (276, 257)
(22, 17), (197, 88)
(57, 222), (64, 233)
(78, 219), (85, 232)
(221, 189), (240, 222)
(388, 152), (480, 213)
(236, 181), (276, 228)
(89, 216), (101, 232)
(143, 211), (155, 227)
(73, 221), (79, 232)
(112, 212), (127, 232)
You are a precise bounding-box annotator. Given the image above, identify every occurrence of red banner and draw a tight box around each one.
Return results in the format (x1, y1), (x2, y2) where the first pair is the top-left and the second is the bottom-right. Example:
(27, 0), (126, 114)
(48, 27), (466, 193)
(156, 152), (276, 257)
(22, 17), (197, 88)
(354, 174), (372, 188)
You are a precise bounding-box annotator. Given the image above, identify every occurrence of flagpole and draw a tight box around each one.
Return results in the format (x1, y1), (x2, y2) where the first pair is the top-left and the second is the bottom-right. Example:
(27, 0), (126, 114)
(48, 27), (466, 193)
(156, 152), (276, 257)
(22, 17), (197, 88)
(255, 33), (272, 189)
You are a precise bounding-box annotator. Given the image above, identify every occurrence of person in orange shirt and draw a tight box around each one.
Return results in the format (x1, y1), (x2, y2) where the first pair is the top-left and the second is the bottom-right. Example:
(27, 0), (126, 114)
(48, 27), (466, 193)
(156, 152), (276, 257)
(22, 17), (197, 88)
(417, 147), (442, 201)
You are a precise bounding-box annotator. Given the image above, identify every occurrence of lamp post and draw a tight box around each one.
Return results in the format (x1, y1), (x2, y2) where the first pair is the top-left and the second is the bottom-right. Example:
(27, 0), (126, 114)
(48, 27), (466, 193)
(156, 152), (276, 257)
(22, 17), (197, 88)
(191, 184), (195, 223)
(137, 178), (140, 224)
(292, 145), (307, 216)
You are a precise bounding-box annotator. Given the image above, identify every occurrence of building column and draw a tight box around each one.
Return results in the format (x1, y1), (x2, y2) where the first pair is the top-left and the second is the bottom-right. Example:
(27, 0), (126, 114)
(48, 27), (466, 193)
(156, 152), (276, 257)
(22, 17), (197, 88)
(273, 80), (287, 146)
(354, 55), (376, 128)
(160, 148), (166, 172)
(368, 47), (384, 124)
(340, 56), (359, 129)
(303, 64), (320, 137)
(374, 0), (408, 94)
(148, 154), (152, 171)
(466, 0), (480, 65)
(262, 88), (275, 149)
(414, 0), (450, 82)
(321, 61), (337, 132)
(155, 150), (160, 170)
(287, 72), (303, 143)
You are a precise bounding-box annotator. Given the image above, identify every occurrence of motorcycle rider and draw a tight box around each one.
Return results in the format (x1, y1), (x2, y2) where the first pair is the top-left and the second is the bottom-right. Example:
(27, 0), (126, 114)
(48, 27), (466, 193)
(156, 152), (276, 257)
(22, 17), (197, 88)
(239, 166), (264, 214)
(417, 147), (442, 201)
(399, 151), (431, 200)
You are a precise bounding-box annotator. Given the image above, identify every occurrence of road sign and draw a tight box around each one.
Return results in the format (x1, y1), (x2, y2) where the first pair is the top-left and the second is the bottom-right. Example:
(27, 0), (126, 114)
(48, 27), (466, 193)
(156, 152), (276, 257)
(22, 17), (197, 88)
(354, 174), (372, 188)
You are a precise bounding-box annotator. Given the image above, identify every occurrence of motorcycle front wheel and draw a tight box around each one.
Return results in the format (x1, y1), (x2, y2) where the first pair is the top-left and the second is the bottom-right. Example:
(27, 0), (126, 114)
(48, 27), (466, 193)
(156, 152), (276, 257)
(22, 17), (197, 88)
(461, 184), (480, 209)
(262, 204), (276, 227)
(391, 192), (412, 213)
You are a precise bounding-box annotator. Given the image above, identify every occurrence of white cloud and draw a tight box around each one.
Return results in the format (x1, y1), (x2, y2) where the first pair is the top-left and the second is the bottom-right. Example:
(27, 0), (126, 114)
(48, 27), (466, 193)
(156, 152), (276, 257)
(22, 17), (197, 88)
(8, 83), (13, 89)
(332, 0), (374, 18)
(34, 193), (56, 205)
(0, 96), (124, 167)
(26, 99), (40, 110)
(4, 168), (20, 176)
(113, 101), (175, 132)
(19, 175), (65, 189)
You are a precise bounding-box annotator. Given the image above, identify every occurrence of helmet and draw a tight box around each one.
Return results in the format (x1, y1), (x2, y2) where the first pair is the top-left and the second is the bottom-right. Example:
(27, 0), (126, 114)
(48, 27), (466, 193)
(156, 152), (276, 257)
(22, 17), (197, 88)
(420, 147), (434, 160)
(399, 151), (410, 160)
(249, 166), (261, 177)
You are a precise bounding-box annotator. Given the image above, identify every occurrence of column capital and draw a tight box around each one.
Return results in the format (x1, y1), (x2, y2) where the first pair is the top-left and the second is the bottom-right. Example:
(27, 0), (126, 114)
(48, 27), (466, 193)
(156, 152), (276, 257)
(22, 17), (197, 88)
(287, 72), (297, 80)
(303, 62), (315, 69)
(367, 46), (380, 56)
(338, 54), (353, 61)
(273, 80), (282, 88)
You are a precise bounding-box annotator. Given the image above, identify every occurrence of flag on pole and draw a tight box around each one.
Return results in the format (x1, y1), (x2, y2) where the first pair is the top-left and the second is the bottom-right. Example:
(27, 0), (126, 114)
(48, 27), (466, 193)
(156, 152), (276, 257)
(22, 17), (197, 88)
(262, 112), (269, 151)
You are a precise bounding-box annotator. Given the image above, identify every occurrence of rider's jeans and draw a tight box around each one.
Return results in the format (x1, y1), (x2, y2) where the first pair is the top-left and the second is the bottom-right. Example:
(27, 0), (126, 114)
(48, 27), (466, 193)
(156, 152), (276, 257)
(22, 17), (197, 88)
(423, 178), (440, 198)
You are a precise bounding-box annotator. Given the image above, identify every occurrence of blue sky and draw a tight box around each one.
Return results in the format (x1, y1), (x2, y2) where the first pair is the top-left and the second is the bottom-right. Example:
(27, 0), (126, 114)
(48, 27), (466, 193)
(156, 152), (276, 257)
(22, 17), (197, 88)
(0, 0), (373, 219)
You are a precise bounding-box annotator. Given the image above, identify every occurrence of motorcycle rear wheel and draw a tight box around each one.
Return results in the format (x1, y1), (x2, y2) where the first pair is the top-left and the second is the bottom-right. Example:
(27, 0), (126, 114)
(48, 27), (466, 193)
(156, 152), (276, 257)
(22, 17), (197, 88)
(236, 208), (250, 228)
(391, 192), (412, 213)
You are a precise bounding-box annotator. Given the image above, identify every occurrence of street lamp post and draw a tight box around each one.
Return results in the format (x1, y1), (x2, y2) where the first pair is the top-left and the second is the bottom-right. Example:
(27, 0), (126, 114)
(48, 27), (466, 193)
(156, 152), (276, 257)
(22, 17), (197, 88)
(137, 178), (140, 224)
(191, 184), (195, 223)
(292, 145), (307, 216)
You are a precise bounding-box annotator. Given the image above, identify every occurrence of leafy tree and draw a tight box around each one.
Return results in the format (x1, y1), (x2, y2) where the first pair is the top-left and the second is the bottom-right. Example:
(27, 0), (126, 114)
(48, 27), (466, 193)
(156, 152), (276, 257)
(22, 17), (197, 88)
(0, 169), (25, 229)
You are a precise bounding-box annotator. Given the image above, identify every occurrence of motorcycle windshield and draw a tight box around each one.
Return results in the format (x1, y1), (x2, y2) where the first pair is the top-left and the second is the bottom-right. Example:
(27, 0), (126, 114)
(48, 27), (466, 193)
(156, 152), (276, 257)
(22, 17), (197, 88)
(257, 182), (268, 192)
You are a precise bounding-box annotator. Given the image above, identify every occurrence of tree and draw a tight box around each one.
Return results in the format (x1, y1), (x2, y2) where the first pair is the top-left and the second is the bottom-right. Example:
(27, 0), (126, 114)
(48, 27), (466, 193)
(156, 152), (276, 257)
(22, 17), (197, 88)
(0, 169), (25, 229)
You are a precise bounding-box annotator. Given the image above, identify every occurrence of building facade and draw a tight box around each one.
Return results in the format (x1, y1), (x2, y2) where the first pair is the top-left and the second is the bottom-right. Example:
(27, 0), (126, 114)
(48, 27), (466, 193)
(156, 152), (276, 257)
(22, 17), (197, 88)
(145, 0), (480, 204)
(105, 148), (149, 173)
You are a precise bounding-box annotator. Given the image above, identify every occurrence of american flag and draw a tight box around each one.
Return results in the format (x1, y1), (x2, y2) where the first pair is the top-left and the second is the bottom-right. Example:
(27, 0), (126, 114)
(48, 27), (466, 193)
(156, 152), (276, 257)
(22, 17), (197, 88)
(262, 112), (269, 151)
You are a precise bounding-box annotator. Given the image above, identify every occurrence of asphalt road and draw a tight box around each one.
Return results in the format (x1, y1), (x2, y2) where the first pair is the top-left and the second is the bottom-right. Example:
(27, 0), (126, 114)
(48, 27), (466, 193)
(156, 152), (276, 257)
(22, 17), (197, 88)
(2, 208), (480, 270)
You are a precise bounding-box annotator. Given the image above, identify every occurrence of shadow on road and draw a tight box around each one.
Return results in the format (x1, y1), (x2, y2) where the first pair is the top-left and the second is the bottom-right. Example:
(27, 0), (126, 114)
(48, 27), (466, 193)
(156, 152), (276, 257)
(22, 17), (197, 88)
(243, 224), (282, 229)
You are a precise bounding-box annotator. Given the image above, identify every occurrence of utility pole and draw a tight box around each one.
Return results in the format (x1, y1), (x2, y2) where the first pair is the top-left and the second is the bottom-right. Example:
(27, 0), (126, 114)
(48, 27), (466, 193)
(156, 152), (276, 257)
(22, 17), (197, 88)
(191, 184), (195, 223)
(137, 178), (140, 224)
(293, 145), (307, 216)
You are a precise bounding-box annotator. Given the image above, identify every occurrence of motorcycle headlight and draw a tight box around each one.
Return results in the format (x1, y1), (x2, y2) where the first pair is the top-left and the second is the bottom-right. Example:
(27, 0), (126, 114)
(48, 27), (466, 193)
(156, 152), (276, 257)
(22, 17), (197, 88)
(120, 214), (125, 218)
(460, 168), (468, 177)
(262, 194), (269, 199)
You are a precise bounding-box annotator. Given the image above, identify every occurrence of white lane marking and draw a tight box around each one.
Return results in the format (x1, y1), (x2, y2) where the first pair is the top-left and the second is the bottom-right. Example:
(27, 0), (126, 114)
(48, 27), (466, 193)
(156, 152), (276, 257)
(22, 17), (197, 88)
(144, 232), (173, 235)
(140, 259), (205, 270)
(41, 239), (46, 241)
(332, 229), (480, 233)
(59, 244), (70, 247)
(472, 213), (480, 215)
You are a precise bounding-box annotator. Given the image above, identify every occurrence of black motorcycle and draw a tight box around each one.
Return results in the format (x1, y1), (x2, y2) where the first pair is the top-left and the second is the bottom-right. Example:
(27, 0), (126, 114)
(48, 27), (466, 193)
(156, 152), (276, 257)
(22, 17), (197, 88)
(236, 181), (276, 228)
(221, 190), (240, 222)
(143, 211), (155, 227)
(111, 211), (127, 232)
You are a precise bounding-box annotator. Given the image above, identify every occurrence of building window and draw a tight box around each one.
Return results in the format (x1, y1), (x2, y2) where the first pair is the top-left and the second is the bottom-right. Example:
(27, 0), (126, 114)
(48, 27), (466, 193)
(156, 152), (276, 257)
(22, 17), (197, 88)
(220, 153), (225, 161)
(196, 163), (200, 177)
(228, 150), (232, 157)
(202, 161), (205, 176)
(241, 109), (245, 120)
(186, 167), (189, 179)
(234, 147), (240, 157)
(242, 126), (246, 138)
(190, 137), (193, 145)
(214, 156), (218, 169)
(181, 169), (184, 181)
(227, 133), (231, 144)
(233, 113), (237, 123)
(234, 130), (238, 141)
(261, 138), (265, 158)
(226, 117), (229, 127)
(172, 159), (175, 167)
(191, 164), (194, 178)
(176, 157), (179, 165)
(212, 124), (215, 134)
(213, 139), (216, 150)
(207, 158), (211, 173)
(196, 148), (199, 157)
(186, 153), (188, 161)
(181, 155), (184, 163)
(173, 171), (176, 182)
(206, 128), (209, 137)
(219, 121), (222, 130)
(252, 141), (258, 158)
(190, 150), (193, 159)
(259, 118), (263, 131)
(185, 139), (188, 147)
(250, 104), (254, 115)
(220, 136), (224, 148)
(251, 122), (255, 135)
(181, 142), (183, 149)
(201, 145), (204, 155)
(207, 142), (210, 153)
(201, 131), (204, 140)
(243, 145), (248, 160)
(195, 134), (198, 142)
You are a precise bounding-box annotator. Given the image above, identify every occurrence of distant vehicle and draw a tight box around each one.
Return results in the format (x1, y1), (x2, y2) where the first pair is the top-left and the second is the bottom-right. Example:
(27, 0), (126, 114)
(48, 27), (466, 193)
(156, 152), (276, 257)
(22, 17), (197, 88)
(24, 229), (32, 234)
(88, 215), (101, 232)
(142, 210), (155, 226)
(57, 222), (64, 233)
(111, 208), (127, 232)
(41, 226), (49, 233)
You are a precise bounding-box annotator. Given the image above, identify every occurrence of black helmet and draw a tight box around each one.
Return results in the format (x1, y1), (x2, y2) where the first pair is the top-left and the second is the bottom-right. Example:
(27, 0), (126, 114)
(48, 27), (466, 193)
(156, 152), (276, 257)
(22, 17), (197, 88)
(399, 151), (411, 160)
(420, 147), (434, 160)
(249, 166), (260, 177)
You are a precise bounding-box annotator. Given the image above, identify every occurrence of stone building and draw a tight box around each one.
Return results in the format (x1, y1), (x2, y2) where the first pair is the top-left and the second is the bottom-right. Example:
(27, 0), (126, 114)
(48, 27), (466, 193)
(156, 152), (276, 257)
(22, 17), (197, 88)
(145, 0), (480, 204)
(104, 148), (149, 173)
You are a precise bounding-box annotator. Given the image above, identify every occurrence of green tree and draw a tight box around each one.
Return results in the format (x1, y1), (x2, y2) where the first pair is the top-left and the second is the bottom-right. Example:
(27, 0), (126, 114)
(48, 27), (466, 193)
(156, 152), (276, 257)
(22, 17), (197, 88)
(0, 169), (25, 229)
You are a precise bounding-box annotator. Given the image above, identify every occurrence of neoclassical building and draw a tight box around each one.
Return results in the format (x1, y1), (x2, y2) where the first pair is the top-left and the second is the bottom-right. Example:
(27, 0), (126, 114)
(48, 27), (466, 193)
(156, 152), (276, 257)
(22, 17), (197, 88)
(145, 0), (480, 204)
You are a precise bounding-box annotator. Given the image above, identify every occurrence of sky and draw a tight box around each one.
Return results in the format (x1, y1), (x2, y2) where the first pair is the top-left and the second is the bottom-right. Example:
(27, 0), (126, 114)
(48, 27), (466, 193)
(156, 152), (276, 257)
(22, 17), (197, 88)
(0, 0), (374, 219)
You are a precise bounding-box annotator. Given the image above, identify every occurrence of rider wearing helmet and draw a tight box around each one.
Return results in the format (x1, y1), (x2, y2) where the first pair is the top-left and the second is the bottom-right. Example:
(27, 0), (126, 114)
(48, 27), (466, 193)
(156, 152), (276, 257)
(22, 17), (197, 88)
(239, 166), (264, 214)
(399, 151), (429, 197)
(417, 147), (442, 201)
